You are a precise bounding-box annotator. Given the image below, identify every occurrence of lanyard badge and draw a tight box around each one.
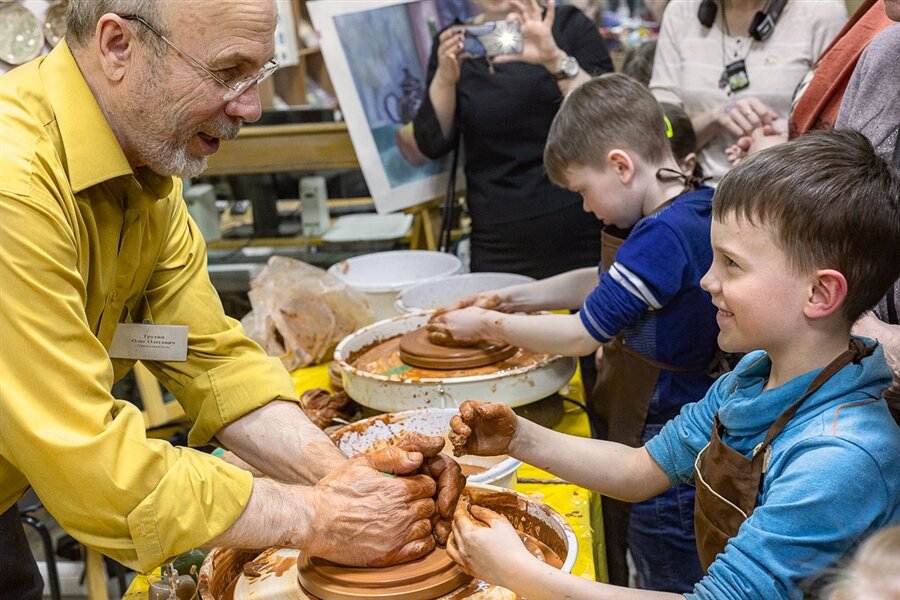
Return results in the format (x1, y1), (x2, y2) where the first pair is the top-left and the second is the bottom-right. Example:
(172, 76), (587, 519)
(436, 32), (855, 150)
(719, 59), (750, 94)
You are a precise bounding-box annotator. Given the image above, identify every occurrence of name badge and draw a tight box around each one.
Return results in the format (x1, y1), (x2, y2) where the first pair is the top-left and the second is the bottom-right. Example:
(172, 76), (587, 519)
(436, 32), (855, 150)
(109, 324), (188, 361)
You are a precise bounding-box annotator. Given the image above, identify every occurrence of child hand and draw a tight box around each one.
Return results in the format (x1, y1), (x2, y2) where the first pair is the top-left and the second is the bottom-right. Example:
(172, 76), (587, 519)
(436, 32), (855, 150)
(446, 495), (538, 589)
(449, 400), (518, 457)
(426, 306), (495, 346)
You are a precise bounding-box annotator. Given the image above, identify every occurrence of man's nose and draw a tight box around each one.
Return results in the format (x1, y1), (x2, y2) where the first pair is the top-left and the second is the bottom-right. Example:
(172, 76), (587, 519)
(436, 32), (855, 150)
(225, 86), (263, 123)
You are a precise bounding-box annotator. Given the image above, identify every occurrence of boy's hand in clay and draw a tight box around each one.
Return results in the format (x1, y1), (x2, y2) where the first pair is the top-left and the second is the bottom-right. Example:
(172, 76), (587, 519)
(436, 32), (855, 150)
(446, 494), (537, 588)
(396, 432), (466, 546)
(449, 401), (518, 457)
(306, 441), (437, 567)
(427, 307), (498, 346)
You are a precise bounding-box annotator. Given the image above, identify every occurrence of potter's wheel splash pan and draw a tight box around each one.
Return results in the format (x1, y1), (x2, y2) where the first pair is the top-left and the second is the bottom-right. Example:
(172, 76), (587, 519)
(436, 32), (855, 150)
(334, 312), (576, 412)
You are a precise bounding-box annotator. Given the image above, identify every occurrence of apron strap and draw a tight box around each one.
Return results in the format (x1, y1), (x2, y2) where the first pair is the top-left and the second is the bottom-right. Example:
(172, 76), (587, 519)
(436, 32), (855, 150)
(757, 338), (876, 452)
(618, 340), (710, 373)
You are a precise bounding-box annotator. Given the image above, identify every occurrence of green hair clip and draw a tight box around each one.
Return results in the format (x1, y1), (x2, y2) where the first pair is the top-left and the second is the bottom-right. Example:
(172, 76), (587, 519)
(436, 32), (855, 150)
(664, 115), (674, 139)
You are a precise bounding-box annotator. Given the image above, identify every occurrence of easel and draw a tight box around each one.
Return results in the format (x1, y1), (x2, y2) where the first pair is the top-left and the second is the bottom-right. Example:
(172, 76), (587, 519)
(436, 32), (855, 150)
(405, 198), (443, 250)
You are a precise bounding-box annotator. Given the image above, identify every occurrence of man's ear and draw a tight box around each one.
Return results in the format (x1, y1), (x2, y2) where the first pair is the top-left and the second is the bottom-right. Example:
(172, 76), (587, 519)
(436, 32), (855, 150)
(96, 15), (136, 82)
(804, 269), (848, 319)
(607, 149), (635, 185)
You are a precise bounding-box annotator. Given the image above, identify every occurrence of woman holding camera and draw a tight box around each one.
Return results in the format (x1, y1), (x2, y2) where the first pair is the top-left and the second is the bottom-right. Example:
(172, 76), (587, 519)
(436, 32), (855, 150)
(413, 0), (612, 280)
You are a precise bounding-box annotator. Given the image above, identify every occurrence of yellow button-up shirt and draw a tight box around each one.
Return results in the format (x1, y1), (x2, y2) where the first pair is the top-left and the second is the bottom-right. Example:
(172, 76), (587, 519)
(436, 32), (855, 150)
(0, 42), (298, 570)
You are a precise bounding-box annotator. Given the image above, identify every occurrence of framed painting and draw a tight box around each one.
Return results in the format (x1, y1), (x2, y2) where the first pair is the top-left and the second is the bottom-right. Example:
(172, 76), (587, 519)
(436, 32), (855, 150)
(308, 0), (477, 214)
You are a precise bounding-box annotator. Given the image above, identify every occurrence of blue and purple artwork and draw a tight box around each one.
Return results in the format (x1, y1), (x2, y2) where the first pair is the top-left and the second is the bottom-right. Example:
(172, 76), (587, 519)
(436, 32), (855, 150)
(332, 1), (476, 188)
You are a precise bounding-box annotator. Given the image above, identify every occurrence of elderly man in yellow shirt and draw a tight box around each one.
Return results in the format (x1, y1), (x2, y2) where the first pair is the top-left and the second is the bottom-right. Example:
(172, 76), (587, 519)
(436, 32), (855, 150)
(0, 1), (459, 597)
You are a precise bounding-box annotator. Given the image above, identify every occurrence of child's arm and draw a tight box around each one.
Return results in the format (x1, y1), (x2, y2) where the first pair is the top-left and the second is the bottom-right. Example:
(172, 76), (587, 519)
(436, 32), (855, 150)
(453, 267), (599, 313)
(450, 401), (671, 502)
(448, 498), (683, 600)
(429, 309), (601, 357)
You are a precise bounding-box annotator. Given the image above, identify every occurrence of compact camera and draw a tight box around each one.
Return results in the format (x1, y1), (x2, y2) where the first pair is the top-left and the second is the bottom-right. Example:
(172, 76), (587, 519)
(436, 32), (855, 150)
(458, 19), (523, 59)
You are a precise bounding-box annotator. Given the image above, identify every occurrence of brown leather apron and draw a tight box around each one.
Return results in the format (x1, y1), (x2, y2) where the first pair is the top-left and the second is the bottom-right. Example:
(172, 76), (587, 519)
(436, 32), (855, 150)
(693, 339), (875, 572)
(591, 226), (710, 585)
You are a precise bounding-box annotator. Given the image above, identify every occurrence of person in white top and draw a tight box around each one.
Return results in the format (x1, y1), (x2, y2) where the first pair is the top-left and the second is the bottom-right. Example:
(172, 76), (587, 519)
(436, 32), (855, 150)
(649, 0), (846, 183)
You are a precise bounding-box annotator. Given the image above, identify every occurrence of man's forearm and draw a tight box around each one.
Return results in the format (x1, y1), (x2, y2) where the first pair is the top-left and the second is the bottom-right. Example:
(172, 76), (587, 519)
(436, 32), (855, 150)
(209, 477), (314, 549)
(217, 400), (346, 485)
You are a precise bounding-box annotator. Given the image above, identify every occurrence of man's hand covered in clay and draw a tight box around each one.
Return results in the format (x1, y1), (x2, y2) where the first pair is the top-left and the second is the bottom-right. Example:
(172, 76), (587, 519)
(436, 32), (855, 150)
(394, 432), (466, 546)
(449, 401), (518, 458)
(304, 436), (442, 567)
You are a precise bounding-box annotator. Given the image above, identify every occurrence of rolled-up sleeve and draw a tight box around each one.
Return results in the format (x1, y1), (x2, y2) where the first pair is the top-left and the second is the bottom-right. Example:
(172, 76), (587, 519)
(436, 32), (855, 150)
(0, 188), (262, 570)
(138, 196), (297, 446)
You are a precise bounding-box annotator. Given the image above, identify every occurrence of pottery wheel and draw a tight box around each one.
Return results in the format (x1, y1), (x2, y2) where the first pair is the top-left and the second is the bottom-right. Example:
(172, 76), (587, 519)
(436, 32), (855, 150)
(398, 328), (517, 370)
(297, 546), (471, 600)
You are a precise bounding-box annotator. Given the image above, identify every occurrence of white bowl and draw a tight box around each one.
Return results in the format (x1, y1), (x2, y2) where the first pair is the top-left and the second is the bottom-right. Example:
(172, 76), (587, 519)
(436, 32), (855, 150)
(330, 408), (522, 489)
(328, 251), (463, 321)
(395, 272), (535, 313)
(333, 311), (576, 413)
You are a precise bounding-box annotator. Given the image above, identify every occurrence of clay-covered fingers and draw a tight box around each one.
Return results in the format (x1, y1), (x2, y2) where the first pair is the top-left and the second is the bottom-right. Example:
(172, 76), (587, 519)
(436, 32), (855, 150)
(450, 400), (517, 457)
(448, 413), (473, 457)
(369, 525), (437, 567)
(394, 431), (446, 459)
(363, 445), (426, 476)
(424, 453), (466, 519)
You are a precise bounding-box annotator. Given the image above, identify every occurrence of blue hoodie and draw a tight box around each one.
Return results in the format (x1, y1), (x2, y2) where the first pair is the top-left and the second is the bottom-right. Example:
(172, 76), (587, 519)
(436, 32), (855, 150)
(646, 340), (900, 599)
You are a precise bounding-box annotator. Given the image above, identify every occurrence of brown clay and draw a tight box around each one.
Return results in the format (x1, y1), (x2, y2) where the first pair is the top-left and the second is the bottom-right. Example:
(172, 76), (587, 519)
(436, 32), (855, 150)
(459, 464), (488, 477)
(297, 546), (472, 600)
(398, 328), (517, 370)
(348, 333), (550, 381)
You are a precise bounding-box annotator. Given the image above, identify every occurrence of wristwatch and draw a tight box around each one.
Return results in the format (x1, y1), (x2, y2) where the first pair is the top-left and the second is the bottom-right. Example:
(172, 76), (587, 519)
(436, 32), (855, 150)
(553, 54), (580, 81)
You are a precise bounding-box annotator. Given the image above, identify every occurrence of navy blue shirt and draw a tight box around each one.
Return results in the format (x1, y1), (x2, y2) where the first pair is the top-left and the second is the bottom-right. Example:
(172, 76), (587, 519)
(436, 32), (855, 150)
(579, 186), (719, 424)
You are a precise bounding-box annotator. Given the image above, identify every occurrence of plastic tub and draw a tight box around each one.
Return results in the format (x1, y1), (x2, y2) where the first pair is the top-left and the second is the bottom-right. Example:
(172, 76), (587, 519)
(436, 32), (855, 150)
(330, 408), (522, 489)
(327, 251), (462, 320)
(395, 271), (535, 313)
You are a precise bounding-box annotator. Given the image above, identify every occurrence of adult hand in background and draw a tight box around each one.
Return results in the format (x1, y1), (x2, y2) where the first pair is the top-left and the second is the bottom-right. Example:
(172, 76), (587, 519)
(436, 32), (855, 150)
(304, 441), (437, 567)
(434, 27), (464, 88)
(719, 97), (779, 137)
(449, 400), (518, 458)
(725, 118), (788, 163)
(496, 0), (564, 69)
(395, 432), (466, 546)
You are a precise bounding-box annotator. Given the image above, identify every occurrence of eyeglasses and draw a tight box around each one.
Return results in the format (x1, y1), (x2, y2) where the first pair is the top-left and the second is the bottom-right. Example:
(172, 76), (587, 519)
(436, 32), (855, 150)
(119, 14), (279, 102)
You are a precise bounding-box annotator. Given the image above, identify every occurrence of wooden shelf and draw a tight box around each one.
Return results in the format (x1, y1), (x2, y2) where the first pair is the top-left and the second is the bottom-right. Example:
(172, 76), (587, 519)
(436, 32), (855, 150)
(205, 122), (357, 175)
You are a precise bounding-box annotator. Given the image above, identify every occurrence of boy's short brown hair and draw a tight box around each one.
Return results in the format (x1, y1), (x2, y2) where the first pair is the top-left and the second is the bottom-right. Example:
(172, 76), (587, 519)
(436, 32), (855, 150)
(544, 74), (672, 186)
(714, 129), (900, 322)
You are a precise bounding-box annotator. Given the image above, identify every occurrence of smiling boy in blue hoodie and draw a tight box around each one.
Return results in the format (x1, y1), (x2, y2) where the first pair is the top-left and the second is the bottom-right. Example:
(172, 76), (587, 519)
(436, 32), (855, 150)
(444, 129), (900, 600)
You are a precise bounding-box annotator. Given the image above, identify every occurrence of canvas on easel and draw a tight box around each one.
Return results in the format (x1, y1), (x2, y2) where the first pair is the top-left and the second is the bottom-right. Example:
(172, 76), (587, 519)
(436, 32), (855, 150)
(308, 0), (474, 214)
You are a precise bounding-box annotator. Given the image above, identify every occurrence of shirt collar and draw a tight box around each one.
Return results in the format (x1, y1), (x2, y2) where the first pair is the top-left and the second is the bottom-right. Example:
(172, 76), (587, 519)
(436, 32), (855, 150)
(40, 41), (173, 202)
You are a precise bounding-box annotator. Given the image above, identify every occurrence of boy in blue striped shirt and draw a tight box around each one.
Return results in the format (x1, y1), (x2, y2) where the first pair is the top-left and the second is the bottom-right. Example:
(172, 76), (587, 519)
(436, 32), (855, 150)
(428, 73), (718, 591)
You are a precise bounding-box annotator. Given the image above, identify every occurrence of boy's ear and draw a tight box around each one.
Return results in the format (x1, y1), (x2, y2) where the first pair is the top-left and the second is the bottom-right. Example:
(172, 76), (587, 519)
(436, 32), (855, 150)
(607, 149), (635, 184)
(679, 152), (698, 176)
(804, 269), (848, 320)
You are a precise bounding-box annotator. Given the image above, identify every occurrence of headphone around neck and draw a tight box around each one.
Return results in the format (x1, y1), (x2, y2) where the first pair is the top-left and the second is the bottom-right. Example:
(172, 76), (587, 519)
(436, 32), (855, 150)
(697, 0), (788, 41)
